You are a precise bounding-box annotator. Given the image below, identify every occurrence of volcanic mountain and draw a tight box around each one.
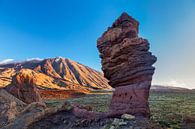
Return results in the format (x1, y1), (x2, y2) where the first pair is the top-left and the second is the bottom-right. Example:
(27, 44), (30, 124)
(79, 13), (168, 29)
(0, 57), (111, 92)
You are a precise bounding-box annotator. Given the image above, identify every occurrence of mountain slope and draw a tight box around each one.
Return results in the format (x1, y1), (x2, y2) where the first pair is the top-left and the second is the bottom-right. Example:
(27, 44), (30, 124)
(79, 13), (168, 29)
(0, 57), (111, 90)
(0, 68), (16, 87)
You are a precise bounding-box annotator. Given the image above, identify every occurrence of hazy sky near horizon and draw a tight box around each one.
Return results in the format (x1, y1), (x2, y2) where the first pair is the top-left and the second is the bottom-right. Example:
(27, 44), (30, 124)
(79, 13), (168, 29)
(0, 0), (195, 89)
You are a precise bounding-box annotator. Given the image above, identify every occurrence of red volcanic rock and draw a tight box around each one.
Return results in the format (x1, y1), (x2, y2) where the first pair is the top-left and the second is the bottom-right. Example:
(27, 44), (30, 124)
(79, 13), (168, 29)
(97, 12), (157, 117)
(72, 105), (97, 119)
(72, 104), (106, 120)
(5, 70), (42, 104)
(108, 83), (150, 117)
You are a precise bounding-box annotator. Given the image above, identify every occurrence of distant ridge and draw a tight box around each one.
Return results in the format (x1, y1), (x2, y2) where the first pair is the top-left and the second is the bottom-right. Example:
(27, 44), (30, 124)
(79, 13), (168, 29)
(151, 85), (192, 93)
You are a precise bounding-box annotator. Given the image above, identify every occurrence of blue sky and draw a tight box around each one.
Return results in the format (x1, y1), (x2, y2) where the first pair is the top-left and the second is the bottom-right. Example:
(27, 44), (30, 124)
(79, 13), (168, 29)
(0, 0), (195, 88)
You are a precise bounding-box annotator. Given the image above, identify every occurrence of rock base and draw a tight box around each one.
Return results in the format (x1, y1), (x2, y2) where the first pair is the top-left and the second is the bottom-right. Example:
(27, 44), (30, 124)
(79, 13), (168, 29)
(109, 82), (150, 117)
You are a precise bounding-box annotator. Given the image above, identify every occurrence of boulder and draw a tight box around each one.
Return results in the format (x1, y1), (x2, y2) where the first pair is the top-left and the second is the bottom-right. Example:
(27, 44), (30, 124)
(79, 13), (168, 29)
(121, 114), (135, 120)
(97, 12), (157, 117)
(72, 104), (97, 119)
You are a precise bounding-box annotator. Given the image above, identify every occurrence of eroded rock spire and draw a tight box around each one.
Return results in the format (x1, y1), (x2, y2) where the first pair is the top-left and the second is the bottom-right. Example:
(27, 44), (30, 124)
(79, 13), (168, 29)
(97, 12), (157, 117)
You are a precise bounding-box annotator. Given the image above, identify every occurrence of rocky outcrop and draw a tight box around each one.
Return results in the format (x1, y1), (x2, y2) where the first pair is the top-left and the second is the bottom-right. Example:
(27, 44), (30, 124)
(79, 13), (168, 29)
(28, 103), (161, 129)
(5, 70), (42, 104)
(0, 89), (26, 127)
(97, 12), (157, 117)
(3, 102), (74, 129)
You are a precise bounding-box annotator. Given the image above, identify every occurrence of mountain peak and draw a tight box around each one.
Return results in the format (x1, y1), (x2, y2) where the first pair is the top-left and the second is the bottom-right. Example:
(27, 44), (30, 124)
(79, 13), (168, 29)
(0, 57), (111, 90)
(55, 56), (63, 59)
(54, 56), (64, 62)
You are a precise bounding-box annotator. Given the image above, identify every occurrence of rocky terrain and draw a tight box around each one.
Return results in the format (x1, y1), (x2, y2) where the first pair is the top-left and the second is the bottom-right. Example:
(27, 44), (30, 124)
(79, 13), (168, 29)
(0, 92), (161, 129)
(5, 71), (42, 104)
(0, 79), (161, 129)
(28, 111), (161, 129)
(0, 89), (26, 127)
(97, 12), (156, 117)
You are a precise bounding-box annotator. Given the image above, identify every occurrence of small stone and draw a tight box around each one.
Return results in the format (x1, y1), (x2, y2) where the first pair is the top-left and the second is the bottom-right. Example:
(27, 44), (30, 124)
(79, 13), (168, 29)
(63, 120), (68, 124)
(119, 121), (127, 126)
(121, 114), (135, 120)
(112, 118), (120, 126)
(109, 126), (115, 129)
(101, 123), (112, 129)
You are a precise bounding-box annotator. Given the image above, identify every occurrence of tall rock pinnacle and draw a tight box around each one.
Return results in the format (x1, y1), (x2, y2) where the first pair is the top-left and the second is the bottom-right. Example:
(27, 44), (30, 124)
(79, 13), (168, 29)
(97, 12), (157, 117)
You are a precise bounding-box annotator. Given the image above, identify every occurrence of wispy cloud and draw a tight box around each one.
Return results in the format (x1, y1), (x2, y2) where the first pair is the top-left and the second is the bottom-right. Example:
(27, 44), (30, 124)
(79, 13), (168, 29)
(0, 59), (15, 64)
(26, 58), (43, 61)
(166, 80), (187, 88)
(0, 58), (43, 65)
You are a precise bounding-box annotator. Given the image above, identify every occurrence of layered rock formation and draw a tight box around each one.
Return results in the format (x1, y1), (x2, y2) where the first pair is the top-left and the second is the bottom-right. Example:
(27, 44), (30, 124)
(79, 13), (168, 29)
(5, 70), (42, 104)
(97, 12), (157, 117)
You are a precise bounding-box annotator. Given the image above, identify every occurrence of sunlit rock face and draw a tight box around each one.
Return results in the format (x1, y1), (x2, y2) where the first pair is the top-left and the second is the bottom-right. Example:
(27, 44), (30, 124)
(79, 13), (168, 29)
(5, 70), (42, 104)
(97, 12), (157, 117)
